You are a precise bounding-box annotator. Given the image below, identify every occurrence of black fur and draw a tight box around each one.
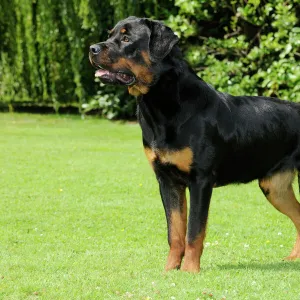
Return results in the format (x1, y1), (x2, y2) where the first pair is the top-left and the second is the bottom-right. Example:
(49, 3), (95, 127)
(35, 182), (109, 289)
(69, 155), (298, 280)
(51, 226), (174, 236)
(90, 16), (300, 271)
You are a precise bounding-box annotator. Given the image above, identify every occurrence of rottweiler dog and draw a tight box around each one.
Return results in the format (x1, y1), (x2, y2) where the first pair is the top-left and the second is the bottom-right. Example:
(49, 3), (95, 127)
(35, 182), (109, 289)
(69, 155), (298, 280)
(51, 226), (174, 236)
(89, 16), (300, 272)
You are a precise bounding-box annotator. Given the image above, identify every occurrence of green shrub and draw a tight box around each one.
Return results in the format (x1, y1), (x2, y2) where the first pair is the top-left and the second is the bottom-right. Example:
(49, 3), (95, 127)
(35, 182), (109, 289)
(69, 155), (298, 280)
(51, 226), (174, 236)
(168, 0), (300, 101)
(82, 81), (136, 120)
(0, 0), (299, 118)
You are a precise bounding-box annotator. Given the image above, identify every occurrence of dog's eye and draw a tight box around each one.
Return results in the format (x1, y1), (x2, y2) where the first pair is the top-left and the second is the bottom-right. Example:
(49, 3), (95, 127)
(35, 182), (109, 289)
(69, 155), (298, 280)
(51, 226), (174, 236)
(122, 36), (130, 43)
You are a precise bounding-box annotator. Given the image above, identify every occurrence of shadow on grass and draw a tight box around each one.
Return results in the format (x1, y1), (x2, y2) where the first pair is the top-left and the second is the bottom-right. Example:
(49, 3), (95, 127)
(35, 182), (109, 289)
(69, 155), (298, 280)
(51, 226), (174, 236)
(218, 261), (300, 271)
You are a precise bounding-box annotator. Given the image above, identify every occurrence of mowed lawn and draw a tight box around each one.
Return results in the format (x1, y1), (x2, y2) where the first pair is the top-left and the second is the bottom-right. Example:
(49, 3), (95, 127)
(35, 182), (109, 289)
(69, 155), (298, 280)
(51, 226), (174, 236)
(1, 113), (300, 300)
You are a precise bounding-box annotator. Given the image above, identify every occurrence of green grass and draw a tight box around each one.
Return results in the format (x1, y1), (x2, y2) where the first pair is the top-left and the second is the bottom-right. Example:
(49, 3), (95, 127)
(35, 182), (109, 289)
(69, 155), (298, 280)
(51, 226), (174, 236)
(1, 113), (300, 300)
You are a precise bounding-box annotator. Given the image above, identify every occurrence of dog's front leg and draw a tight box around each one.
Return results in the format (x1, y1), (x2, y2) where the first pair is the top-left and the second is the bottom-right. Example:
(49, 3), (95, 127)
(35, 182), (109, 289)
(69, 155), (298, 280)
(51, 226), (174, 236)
(181, 174), (213, 272)
(158, 178), (187, 271)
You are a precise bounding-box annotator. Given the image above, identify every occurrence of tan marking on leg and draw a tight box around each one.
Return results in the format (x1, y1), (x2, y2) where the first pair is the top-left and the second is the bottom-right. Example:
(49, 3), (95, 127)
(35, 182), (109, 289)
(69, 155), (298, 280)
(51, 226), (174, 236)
(144, 147), (156, 169)
(165, 197), (187, 271)
(259, 170), (295, 196)
(285, 233), (300, 260)
(259, 170), (300, 260)
(181, 229), (206, 273)
(159, 148), (193, 173)
(144, 147), (193, 173)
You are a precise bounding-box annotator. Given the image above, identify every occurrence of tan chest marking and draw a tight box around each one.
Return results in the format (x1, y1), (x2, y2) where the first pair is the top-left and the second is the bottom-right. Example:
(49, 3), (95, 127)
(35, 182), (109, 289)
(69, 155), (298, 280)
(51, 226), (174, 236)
(128, 85), (149, 96)
(144, 147), (193, 173)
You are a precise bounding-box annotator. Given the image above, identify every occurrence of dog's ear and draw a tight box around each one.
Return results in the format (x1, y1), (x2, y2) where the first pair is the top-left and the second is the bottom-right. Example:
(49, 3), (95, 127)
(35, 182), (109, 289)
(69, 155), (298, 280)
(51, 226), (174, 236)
(143, 19), (179, 62)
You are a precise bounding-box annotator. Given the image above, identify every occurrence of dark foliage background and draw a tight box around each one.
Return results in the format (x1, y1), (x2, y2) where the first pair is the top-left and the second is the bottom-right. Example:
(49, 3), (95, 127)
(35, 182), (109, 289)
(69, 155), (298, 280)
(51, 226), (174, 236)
(0, 0), (299, 118)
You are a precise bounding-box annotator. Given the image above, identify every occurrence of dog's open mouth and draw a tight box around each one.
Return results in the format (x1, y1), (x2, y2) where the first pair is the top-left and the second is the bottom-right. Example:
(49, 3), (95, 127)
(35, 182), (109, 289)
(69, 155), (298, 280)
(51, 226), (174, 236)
(95, 67), (135, 86)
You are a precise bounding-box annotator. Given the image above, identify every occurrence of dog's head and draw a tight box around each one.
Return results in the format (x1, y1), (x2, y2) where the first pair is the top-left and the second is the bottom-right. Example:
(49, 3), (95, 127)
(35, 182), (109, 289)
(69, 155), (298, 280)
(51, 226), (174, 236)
(89, 16), (179, 96)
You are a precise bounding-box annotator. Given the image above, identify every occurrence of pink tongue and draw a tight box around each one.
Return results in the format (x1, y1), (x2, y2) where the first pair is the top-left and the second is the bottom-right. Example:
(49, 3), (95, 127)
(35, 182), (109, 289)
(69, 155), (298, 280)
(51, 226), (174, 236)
(95, 69), (109, 77)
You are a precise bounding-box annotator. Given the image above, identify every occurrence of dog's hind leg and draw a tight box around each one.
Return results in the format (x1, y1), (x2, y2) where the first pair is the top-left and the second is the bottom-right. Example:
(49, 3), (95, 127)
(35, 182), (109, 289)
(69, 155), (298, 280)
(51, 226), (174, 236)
(259, 170), (300, 260)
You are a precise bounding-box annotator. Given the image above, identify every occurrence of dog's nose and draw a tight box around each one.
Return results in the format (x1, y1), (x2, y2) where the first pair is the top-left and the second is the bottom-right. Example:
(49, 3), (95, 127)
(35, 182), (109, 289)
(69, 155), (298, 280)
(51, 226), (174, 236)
(90, 44), (101, 55)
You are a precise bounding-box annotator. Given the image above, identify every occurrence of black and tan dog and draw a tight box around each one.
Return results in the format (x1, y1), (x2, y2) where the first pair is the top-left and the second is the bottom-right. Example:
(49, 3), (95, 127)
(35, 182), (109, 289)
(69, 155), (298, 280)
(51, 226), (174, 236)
(89, 16), (300, 272)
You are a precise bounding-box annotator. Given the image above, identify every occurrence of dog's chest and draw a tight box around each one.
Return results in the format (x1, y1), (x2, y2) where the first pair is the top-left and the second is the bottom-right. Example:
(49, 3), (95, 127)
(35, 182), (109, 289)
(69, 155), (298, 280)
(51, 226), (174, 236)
(144, 146), (193, 173)
(138, 105), (194, 172)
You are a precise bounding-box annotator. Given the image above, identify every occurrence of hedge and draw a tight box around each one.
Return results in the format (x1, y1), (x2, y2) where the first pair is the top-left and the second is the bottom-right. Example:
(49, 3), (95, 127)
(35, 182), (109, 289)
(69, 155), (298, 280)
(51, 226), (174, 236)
(0, 0), (299, 118)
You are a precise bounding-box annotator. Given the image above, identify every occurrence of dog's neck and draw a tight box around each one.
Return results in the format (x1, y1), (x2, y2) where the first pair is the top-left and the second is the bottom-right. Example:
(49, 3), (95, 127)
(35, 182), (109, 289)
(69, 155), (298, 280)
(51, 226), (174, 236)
(140, 70), (180, 115)
(137, 52), (234, 146)
(138, 55), (209, 120)
(137, 58), (199, 145)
